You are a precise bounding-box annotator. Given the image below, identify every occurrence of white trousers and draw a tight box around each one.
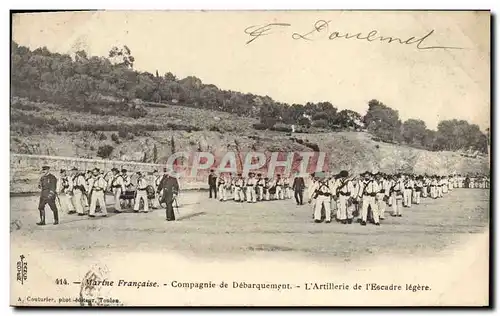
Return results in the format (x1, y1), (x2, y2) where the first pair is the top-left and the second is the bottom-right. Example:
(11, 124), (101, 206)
(134, 190), (149, 212)
(90, 190), (107, 215)
(234, 187), (245, 201)
(59, 193), (75, 213)
(218, 185), (227, 201)
(275, 186), (283, 200)
(113, 188), (122, 211)
(72, 189), (86, 214)
(392, 193), (404, 215)
(256, 186), (264, 200)
(361, 195), (379, 223)
(376, 193), (386, 219)
(246, 186), (256, 203)
(413, 191), (421, 204)
(338, 195), (354, 220)
(403, 189), (412, 207)
(314, 196), (331, 221)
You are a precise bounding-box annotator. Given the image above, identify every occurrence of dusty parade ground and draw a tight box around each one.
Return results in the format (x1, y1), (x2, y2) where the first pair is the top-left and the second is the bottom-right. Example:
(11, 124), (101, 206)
(10, 189), (489, 262)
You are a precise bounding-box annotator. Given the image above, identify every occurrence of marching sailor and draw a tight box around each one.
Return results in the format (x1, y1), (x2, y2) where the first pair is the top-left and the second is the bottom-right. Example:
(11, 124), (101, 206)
(57, 169), (75, 214)
(275, 174), (284, 200)
(134, 171), (149, 213)
(391, 174), (405, 217)
(308, 172), (334, 223)
(413, 176), (423, 205)
(283, 175), (291, 199)
(245, 172), (257, 203)
(71, 167), (88, 216)
(234, 173), (245, 202)
(217, 172), (228, 201)
(88, 168), (108, 217)
(376, 173), (389, 221)
(256, 173), (265, 201)
(110, 168), (125, 213)
(335, 170), (355, 224)
(403, 175), (414, 208)
(360, 172), (380, 226)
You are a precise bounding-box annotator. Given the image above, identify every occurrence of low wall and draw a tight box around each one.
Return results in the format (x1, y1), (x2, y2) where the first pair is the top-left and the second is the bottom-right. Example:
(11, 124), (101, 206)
(10, 153), (208, 193)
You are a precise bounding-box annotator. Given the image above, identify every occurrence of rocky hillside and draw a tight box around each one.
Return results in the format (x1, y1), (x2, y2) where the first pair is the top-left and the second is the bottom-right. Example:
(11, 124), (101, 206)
(10, 98), (489, 180)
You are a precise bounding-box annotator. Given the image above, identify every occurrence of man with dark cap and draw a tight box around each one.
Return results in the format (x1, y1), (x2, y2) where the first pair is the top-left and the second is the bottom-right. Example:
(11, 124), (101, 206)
(158, 170), (180, 221)
(208, 169), (217, 199)
(292, 172), (305, 205)
(37, 166), (59, 225)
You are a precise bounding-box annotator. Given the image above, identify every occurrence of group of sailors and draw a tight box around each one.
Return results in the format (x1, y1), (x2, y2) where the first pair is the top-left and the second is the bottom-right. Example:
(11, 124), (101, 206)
(207, 170), (297, 203)
(206, 170), (489, 225)
(36, 165), (180, 225)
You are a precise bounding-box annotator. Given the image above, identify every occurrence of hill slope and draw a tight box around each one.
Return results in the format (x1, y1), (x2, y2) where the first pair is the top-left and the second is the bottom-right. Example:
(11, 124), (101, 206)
(10, 98), (489, 183)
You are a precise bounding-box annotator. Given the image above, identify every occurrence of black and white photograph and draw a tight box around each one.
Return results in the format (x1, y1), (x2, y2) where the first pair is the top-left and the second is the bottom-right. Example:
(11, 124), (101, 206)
(9, 10), (490, 306)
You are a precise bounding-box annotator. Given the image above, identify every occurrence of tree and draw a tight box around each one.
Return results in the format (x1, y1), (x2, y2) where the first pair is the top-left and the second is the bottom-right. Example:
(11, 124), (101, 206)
(401, 119), (427, 147)
(108, 45), (135, 69)
(435, 119), (487, 152)
(363, 99), (401, 143)
(334, 109), (363, 129)
(153, 144), (158, 163)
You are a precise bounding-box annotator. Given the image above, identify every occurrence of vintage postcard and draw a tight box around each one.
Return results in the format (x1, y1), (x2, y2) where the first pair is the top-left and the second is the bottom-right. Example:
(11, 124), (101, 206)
(10, 10), (490, 306)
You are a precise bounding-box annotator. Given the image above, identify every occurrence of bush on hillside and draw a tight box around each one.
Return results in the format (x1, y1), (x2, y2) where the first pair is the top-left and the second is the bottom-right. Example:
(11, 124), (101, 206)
(97, 145), (114, 159)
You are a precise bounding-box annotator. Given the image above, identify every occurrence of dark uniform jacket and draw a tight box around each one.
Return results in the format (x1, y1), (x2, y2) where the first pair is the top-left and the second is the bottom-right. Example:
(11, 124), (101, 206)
(208, 174), (217, 186)
(292, 177), (305, 191)
(158, 175), (180, 194)
(40, 173), (57, 198)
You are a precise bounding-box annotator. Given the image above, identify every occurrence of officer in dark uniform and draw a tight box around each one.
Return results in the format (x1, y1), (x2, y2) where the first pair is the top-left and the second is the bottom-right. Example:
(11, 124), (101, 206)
(208, 169), (217, 199)
(37, 165), (59, 225)
(158, 171), (180, 221)
(292, 172), (305, 205)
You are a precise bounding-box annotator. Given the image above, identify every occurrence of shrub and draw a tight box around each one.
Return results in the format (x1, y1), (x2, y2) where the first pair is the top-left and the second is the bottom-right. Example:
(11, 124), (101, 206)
(252, 123), (268, 130)
(111, 133), (120, 144)
(118, 129), (128, 138)
(304, 141), (320, 152)
(209, 125), (221, 132)
(97, 145), (114, 159)
(270, 123), (292, 133)
(98, 133), (107, 141)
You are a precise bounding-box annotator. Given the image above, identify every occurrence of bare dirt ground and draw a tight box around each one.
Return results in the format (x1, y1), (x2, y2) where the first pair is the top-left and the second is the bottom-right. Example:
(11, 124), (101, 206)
(10, 189), (489, 262)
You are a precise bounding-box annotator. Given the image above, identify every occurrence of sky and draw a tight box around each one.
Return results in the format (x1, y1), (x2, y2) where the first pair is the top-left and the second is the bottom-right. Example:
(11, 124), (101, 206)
(12, 11), (490, 131)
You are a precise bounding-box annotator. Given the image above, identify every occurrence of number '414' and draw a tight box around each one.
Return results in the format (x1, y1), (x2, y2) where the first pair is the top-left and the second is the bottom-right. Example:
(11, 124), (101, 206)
(55, 278), (68, 285)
